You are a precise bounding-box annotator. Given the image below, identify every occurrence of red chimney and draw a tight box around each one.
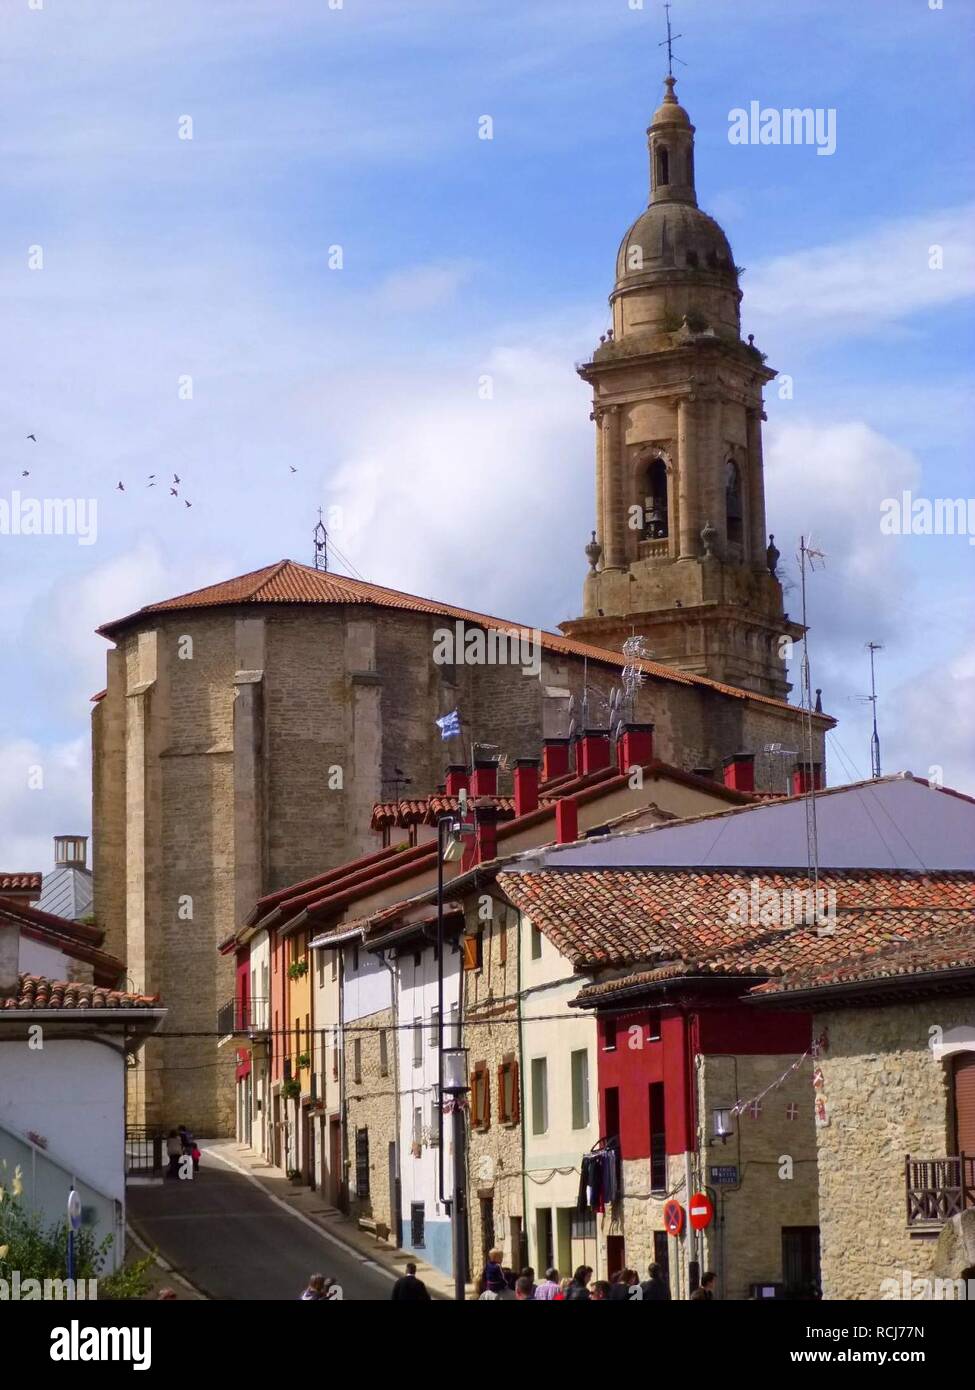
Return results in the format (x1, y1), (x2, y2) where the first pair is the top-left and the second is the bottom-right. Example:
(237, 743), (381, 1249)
(722, 752), (755, 794)
(445, 764), (469, 797)
(542, 738), (570, 782)
(513, 758), (540, 817)
(462, 802), (500, 870)
(470, 759), (498, 798)
(617, 722), (654, 773)
(555, 797), (578, 844)
(579, 729), (611, 776)
(791, 762), (823, 795)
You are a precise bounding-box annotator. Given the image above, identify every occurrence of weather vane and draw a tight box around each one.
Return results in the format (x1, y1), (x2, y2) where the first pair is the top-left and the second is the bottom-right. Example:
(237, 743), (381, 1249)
(659, 2), (685, 77)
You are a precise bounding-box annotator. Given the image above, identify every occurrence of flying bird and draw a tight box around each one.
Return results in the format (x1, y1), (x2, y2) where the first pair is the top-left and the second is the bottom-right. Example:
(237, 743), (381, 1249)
(170, 487), (178, 497)
(147, 481), (156, 487)
(116, 481), (125, 491)
(26, 434), (36, 442)
(21, 470), (29, 477)
(173, 473), (180, 484)
(289, 466), (297, 473)
(184, 499), (192, 508)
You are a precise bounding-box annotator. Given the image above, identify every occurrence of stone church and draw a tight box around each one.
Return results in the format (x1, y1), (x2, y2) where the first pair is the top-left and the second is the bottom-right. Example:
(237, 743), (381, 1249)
(91, 77), (830, 1135)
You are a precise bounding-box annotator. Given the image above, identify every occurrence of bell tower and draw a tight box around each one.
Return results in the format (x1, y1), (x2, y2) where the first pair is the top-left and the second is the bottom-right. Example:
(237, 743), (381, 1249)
(561, 76), (801, 701)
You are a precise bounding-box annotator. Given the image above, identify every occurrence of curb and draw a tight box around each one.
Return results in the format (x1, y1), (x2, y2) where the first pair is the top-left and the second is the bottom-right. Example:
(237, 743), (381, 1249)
(126, 1222), (208, 1301)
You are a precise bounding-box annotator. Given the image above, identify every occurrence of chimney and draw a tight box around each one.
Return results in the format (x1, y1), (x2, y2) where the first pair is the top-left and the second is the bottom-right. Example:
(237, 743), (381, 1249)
(722, 753), (755, 794)
(555, 797), (578, 844)
(462, 802), (500, 870)
(470, 759), (498, 798)
(541, 738), (571, 782)
(792, 762), (823, 795)
(54, 835), (88, 870)
(617, 722), (654, 774)
(579, 729), (611, 776)
(0, 925), (18, 999)
(445, 765), (469, 797)
(513, 758), (540, 818)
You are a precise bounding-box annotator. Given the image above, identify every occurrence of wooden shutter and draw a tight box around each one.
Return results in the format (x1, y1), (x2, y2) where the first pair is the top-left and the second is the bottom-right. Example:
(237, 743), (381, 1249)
(954, 1054), (975, 1153)
(463, 934), (480, 971)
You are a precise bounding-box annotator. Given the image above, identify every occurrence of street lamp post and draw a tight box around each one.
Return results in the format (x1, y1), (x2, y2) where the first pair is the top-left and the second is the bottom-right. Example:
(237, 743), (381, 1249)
(443, 1046), (470, 1302)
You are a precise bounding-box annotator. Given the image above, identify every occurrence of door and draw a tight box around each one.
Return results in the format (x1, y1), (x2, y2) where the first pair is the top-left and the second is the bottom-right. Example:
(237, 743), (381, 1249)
(953, 1054), (975, 1204)
(782, 1226), (821, 1296)
(536, 1207), (553, 1272)
(329, 1117), (342, 1206)
(481, 1197), (495, 1264)
(389, 1141), (403, 1247)
(607, 1233), (625, 1278)
(556, 1208), (572, 1279)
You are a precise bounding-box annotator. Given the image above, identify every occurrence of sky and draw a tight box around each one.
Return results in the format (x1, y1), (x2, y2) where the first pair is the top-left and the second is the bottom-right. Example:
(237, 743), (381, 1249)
(1, 0), (973, 869)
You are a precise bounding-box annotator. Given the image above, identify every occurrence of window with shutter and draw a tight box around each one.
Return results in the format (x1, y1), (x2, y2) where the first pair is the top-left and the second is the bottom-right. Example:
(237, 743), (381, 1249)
(498, 1057), (519, 1125)
(471, 1062), (490, 1130)
(953, 1053), (975, 1155)
(463, 932), (482, 971)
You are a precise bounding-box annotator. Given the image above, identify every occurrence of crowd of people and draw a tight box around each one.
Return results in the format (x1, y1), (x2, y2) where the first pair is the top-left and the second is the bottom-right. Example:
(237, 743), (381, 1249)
(299, 1274), (344, 1301)
(475, 1249), (715, 1301)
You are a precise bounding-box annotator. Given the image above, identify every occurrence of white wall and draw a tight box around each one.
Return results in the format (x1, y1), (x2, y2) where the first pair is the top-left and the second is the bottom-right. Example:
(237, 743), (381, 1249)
(19, 936), (72, 981)
(0, 1037), (125, 1201)
(343, 941), (392, 1021)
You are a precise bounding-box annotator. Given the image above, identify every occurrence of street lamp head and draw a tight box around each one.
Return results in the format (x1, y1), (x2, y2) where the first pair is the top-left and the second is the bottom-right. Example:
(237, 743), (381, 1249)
(442, 1046), (469, 1093)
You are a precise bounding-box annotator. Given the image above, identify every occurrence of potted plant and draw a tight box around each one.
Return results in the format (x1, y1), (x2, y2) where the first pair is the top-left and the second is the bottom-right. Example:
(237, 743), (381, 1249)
(281, 1078), (301, 1101)
(287, 960), (308, 981)
(297, 1053), (311, 1070)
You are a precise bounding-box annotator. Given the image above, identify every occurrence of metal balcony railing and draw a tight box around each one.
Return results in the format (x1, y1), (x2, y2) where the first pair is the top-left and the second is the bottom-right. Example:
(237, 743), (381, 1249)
(217, 997), (270, 1038)
(905, 1153), (975, 1227)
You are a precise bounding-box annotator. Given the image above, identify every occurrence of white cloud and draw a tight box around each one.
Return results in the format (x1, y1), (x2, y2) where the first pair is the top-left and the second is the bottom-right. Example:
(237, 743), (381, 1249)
(0, 737), (90, 872)
(374, 262), (476, 314)
(748, 204), (975, 335)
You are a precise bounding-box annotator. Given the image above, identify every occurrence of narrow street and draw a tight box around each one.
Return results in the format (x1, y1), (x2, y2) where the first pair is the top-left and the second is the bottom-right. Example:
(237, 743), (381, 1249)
(127, 1148), (395, 1301)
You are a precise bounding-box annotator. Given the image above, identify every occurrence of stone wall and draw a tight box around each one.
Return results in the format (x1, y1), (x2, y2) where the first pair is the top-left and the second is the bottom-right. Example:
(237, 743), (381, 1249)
(815, 997), (974, 1300)
(463, 893), (523, 1281)
(344, 1004), (397, 1237)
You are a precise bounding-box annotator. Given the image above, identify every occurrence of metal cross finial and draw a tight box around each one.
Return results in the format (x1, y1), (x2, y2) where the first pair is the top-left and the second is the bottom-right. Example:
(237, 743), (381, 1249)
(659, 2), (685, 77)
(313, 506), (328, 572)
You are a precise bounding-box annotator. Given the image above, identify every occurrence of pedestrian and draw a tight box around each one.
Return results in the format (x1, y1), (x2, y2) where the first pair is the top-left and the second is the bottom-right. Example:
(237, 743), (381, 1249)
(178, 1124), (192, 1155)
(191, 1141), (201, 1174)
(641, 1262), (671, 1301)
(391, 1261), (432, 1301)
(519, 1266), (536, 1296)
(565, 1265), (592, 1301)
(300, 1273), (326, 1300)
(514, 1276), (534, 1300)
(608, 1269), (629, 1301)
(626, 1269), (644, 1300)
(165, 1130), (181, 1179)
(690, 1270), (717, 1300)
(591, 1280), (611, 1300)
(483, 1246), (505, 1295)
(534, 1267), (561, 1300)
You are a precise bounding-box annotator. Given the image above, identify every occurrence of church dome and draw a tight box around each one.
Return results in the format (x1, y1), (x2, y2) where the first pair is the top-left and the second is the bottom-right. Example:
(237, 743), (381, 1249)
(615, 202), (737, 286)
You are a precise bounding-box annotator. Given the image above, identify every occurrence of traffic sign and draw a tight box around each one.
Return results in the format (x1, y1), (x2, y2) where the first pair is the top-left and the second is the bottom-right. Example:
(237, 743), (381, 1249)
(67, 1189), (82, 1232)
(663, 1199), (685, 1237)
(689, 1191), (714, 1231)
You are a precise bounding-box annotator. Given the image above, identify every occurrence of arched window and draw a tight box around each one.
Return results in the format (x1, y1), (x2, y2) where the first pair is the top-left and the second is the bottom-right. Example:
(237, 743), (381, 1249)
(725, 459), (743, 548)
(643, 458), (669, 539)
(656, 146), (670, 187)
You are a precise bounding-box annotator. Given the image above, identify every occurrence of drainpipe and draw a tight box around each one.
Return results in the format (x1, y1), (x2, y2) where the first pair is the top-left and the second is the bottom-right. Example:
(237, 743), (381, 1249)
(517, 906), (529, 1273)
(339, 948), (347, 1212)
(380, 947), (401, 1247)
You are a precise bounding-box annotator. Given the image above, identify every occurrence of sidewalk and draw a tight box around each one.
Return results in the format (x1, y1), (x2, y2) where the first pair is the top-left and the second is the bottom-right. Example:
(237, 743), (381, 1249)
(201, 1138), (457, 1300)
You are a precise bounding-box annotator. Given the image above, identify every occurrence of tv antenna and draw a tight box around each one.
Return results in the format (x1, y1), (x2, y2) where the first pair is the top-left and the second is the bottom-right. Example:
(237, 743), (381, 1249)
(866, 641), (883, 780)
(659, 2), (685, 76)
(313, 508), (328, 572)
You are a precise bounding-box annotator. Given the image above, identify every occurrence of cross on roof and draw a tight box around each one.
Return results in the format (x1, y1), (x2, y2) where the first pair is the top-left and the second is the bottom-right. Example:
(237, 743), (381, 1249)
(658, 2), (685, 77)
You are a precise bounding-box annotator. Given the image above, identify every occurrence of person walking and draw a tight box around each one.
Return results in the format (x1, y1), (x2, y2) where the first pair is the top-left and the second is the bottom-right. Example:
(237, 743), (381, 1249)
(391, 1262), (432, 1301)
(165, 1130), (182, 1179)
(534, 1267), (561, 1300)
(590, 1280), (611, 1300)
(483, 1247), (506, 1296)
(641, 1263), (671, 1301)
(690, 1270), (717, 1300)
(565, 1265), (593, 1301)
(300, 1273), (326, 1300)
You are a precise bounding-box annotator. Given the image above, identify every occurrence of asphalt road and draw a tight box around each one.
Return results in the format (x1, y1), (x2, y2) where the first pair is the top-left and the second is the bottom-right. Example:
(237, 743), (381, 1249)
(127, 1151), (395, 1301)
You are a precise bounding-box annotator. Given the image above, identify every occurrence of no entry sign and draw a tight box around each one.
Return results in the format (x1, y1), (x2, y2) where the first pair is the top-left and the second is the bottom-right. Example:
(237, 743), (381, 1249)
(663, 1199), (685, 1236)
(689, 1192), (714, 1231)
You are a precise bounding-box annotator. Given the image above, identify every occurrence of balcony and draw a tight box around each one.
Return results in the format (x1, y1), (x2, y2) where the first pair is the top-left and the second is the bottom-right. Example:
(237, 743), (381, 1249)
(217, 997), (270, 1043)
(905, 1154), (975, 1228)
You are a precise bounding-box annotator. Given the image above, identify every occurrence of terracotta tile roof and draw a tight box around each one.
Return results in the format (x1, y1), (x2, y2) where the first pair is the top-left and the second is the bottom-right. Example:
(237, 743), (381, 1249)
(0, 873), (42, 892)
(497, 867), (975, 973)
(96, 558), (829, 719)
(1, 973), (160, 1011)
(751, 920), (975, 997)
(0, 898), (124, 983)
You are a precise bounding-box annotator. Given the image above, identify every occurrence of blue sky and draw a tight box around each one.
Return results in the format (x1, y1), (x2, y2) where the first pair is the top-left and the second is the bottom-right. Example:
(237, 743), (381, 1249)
(1, 0), (973, 867)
